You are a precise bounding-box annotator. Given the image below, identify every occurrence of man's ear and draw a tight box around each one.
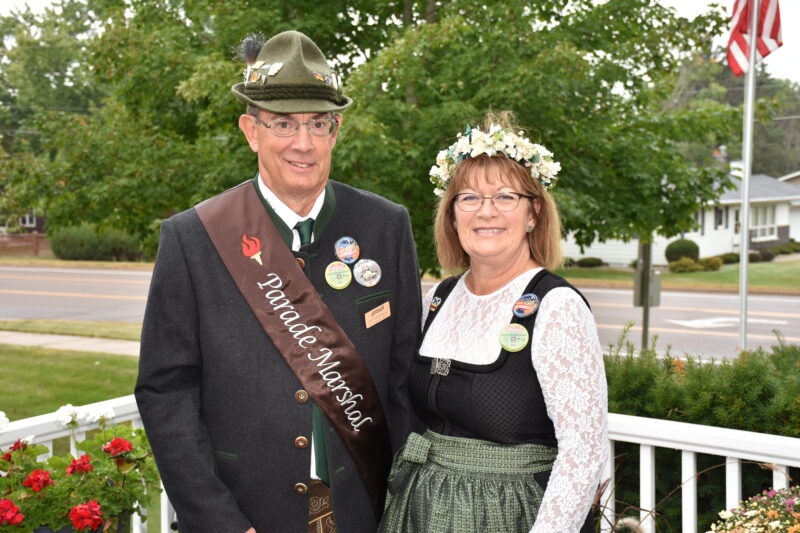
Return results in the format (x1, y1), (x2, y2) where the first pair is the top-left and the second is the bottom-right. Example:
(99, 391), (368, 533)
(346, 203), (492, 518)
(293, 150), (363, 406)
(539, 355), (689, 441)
(238, 114), (259, 152)
(330, 113), (343, 147)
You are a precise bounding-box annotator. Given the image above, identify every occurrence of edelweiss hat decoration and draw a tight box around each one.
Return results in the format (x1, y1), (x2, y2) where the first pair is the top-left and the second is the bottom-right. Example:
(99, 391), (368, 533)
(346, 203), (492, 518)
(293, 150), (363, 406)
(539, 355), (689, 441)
(231, 30), (352, 114)
(429, 124), (561, 197)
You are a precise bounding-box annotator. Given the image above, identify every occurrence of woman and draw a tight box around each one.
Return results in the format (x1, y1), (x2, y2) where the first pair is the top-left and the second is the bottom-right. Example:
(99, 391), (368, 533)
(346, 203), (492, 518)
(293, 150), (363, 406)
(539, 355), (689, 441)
(379, 113), (608, 533)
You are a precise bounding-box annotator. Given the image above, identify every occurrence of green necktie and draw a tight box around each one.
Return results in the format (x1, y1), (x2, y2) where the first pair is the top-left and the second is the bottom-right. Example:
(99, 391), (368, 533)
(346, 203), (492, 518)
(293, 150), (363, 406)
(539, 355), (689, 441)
(293, 218), (330, 485)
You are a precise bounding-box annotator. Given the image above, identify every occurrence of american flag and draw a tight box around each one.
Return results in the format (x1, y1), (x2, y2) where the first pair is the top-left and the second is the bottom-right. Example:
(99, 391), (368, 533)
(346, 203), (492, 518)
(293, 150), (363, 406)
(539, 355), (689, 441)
(727, 0), (783, 77)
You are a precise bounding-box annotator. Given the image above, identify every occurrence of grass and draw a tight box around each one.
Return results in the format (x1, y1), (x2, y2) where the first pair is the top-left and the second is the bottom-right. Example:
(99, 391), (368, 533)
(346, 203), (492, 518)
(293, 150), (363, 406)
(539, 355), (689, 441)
(0, 256), (153, 271)
(0, 319), (142, 341)
(557, 258), (800, 293)
(0, 344), (138, 421)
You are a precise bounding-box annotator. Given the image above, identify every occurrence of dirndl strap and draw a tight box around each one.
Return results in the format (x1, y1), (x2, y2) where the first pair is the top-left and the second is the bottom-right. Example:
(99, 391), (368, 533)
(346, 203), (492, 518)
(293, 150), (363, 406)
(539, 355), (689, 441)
(380, 431), (557, 533)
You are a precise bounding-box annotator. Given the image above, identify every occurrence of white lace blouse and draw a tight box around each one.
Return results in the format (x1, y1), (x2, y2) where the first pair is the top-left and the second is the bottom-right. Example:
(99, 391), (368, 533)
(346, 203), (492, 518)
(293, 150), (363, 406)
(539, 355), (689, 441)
(419, 268), (608, 533)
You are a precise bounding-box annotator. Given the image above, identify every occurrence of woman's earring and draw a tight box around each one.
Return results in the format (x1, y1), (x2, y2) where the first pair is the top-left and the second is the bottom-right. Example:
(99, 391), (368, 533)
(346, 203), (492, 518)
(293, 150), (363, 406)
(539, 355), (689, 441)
(526, 224), (534, 233)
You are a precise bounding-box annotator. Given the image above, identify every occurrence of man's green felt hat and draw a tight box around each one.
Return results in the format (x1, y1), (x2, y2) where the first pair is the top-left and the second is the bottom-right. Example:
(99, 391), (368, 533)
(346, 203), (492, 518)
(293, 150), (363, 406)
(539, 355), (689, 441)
(231, 30), (352, 114)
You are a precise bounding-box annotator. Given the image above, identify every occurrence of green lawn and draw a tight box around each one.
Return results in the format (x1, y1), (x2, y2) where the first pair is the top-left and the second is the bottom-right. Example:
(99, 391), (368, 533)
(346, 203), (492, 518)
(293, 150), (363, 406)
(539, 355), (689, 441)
(0, 344), (138, 421)
(0, 319), (142, 341)
(557, 259), (800, 293)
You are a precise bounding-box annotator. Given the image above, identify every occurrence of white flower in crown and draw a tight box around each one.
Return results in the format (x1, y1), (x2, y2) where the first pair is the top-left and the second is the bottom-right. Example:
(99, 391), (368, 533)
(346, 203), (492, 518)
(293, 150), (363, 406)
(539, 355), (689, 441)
(81, 405), (116, 424)
(0, 410), (9, 431)
(429, 123), (561, 196)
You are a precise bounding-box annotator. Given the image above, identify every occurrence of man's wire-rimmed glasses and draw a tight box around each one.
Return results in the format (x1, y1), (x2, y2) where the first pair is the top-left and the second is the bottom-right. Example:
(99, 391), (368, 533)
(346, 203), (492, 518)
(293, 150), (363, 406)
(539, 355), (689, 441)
(251, 114), (339, 137)
(453, 192), (535, 212)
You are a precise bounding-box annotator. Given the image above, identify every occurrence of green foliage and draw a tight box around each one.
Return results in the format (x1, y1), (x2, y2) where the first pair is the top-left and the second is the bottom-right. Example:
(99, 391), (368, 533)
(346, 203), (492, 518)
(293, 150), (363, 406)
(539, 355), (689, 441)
(719, 252), (740, 264)
(668, 256), (703, 273)
(665, 238), (700, 262)
(758, 248), (775, 262)
(605, 330), (800, 530)
(576, 257), (604, 268)
(49, 224), (143, 261)
(749, 251), (762, 263)
(698, 256), (723, 271)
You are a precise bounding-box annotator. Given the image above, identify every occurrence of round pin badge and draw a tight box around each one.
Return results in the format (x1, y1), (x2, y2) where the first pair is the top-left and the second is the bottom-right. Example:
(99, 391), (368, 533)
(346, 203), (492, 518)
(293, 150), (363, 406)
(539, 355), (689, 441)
(429, 296), (442, 313)
(325, 261), (352, 290)
(499, 323), (529, 352)
(334, 236), (360, 264)
(513, 293), (540, 318)
(353, 259), (382, 288)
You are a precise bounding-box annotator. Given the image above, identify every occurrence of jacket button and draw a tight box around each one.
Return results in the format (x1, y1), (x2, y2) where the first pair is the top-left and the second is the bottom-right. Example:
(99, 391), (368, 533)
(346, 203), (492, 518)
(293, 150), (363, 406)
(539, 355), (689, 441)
(294, 436), (309, 449)
(294, 482), (308, 495)
(295, 390), (309, 403)
(296, 257), (306, 269)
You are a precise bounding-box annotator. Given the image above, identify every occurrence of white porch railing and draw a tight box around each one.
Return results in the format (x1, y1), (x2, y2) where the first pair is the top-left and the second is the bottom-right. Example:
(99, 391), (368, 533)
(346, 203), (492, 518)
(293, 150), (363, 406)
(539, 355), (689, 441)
(3, 397), (799, 533)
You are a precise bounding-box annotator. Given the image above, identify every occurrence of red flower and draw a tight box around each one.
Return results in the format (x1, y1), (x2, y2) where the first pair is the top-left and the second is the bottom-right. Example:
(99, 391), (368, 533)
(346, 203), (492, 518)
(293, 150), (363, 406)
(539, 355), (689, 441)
(8, 440), (27, 452)
(66, 454), (94, 476)
(22, 469), (54, 492)
(102, 437), (132, 457)
(0, 499), (25, 526)
(1, 453), (10, 462)
(69, 500), (103, 531)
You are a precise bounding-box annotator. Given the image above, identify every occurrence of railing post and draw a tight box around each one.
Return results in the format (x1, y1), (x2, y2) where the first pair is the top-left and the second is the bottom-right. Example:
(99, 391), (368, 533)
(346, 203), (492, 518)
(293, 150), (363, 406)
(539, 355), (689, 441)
(681, 450), (697, 533)
(640, 444), (656, 533)
(600, 440), (615, 533)
(725, 457), (742, 511)
(772, 464), (790, 490)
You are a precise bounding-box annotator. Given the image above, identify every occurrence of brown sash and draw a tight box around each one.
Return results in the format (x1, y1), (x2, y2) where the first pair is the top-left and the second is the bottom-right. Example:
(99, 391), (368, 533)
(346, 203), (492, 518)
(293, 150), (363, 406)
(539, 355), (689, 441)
(195, 182), (390, 518)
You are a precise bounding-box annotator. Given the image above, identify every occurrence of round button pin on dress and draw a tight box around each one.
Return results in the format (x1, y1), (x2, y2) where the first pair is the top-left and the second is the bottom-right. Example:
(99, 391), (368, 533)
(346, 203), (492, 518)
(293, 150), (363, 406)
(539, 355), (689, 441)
(353, 259), (381, 288)
(512, 293), (540, 318)
(499, 323), (529, 352)
(334, 236), (360, 264)
(325, 261), (352, 289)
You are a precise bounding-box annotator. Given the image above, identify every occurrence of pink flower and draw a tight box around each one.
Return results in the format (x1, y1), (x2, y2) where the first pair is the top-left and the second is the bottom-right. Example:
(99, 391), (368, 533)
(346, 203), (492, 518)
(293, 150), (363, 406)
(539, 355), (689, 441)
(69, 500), (103, 531)
(22, 469), (54, 492)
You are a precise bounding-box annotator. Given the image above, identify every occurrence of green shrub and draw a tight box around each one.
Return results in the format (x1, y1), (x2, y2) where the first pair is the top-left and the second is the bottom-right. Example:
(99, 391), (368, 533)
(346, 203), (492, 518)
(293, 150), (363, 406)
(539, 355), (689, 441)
(758, 248), (775, 262)
(49, 224), (142, 261)
(576, 257), (604, 268)
(563, 257), (576, 267)
(605, 330), (800, 531)
(748, 251), (762, 263)
(775, 243), (797, 254)
(668, 257), (702, 273)
(719, 252), (739, 264)
(699, 256), (723, 271)
(665, 238), (699, 262)
(790, 241), (800, 252)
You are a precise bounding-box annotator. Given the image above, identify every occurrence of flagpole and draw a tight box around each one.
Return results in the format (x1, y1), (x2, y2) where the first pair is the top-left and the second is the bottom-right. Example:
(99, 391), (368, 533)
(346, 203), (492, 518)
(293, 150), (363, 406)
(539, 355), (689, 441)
(738, 0), (759, 351)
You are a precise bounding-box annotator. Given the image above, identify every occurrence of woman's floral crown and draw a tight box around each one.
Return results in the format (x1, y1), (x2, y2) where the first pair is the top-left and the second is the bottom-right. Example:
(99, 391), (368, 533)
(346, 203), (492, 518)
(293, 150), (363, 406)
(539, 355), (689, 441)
(428, 124), (561, 197)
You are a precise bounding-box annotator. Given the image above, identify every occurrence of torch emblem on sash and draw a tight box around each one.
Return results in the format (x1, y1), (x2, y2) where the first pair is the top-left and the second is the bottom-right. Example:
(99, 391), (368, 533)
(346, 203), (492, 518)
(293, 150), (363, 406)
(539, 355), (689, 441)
(241, 234), (263, 265)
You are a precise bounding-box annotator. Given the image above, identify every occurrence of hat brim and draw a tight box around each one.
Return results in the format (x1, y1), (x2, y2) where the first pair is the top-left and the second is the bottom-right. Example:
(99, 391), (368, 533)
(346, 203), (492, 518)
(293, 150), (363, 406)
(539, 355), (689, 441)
(232, 83), (352, 114)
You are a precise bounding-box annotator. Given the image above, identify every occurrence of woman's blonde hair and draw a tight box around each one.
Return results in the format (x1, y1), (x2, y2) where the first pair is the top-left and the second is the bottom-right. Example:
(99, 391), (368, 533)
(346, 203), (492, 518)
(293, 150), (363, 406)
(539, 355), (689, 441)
(433, 111), (563, 272)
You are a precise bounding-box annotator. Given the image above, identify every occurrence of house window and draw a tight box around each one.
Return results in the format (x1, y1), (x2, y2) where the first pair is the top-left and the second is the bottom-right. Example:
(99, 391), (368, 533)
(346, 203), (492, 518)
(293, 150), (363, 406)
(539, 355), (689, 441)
(714, 207), (724, 229)
(725, 206), (729, 229)
(20, 208), (37, 228)
(734, 208), (740, 234)
(751, 204), (777, 242)
(695, 208), (705, 236)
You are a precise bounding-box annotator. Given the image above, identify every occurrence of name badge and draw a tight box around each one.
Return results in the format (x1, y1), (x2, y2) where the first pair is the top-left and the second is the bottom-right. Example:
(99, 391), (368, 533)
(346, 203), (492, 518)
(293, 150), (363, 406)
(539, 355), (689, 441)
(365, 301), (391, 328)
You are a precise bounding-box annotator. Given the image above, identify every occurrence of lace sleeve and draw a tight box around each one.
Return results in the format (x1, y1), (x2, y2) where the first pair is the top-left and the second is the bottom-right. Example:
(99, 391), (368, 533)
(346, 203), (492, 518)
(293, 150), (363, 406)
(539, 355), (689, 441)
(529, 287), (608, 533)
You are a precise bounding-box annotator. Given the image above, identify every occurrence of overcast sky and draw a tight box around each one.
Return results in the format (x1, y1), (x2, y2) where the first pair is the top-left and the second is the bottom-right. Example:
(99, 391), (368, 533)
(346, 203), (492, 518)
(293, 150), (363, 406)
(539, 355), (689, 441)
(1, 0), (798, 83)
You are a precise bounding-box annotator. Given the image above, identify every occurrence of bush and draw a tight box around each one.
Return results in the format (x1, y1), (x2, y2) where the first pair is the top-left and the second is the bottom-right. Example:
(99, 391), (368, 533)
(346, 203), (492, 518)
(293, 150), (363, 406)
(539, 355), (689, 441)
(605, 331), (800, 531)
(576, 257), (604, 268)
(665, 238), (699, 262)
(699, 256), (723, 271)
(719, 252), (739, 264)
(758, 248), (775, 262)
(748, 251), (762, 263)
(563, 257), (576, 267)
(774, 243), (797, 254)
(668, 257), (703, 273)
(49, 224), (142, 261)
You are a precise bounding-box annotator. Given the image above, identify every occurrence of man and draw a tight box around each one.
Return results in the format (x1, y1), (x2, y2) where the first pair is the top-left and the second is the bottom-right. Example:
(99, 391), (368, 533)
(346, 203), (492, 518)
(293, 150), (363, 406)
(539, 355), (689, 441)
(135, 30), (422, 533)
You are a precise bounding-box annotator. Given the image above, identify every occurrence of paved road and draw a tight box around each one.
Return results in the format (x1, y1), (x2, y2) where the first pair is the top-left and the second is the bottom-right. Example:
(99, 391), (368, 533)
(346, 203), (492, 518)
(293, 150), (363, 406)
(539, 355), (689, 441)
(2, 266), (798, 360)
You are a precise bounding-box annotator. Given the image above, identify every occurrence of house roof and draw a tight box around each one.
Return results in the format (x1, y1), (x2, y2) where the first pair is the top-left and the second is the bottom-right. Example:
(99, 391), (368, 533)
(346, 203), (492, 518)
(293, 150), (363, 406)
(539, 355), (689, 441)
(778, 170), (800, 182)
(718, 173), (800, 205)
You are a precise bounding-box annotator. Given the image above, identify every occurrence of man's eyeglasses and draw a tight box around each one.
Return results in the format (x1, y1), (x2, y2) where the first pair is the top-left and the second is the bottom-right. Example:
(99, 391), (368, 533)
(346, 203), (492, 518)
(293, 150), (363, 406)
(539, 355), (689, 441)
(251, 114), (339, 137)
(453, 192), (535, 212)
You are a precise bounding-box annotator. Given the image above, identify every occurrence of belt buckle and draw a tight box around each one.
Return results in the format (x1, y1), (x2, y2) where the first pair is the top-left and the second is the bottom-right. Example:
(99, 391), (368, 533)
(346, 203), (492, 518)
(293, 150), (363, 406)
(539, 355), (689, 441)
(430, 357), (451, 376)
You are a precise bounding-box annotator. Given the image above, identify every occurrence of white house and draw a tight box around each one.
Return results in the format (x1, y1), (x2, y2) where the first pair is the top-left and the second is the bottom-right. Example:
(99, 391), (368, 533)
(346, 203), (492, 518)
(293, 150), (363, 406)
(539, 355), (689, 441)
(563, 172), (800, 266)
